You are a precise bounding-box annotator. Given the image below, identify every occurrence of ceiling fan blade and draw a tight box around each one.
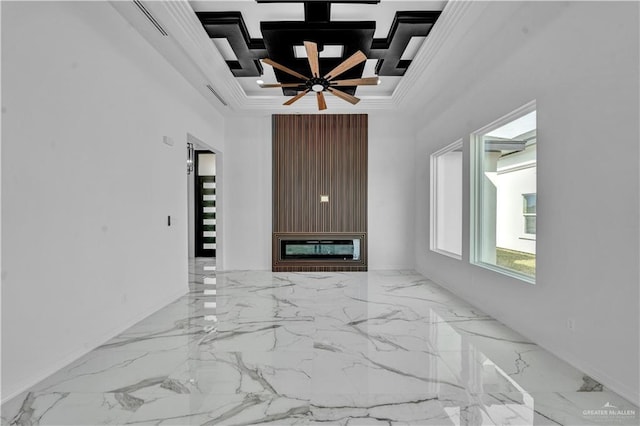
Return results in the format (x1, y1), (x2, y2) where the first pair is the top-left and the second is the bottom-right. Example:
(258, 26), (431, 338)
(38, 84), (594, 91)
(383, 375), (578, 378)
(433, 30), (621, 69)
(260, 83), (304, 88)
(262, 58), (309, 81)
(331, 77), (379, 86)
(304, 41), (320, 78)
(324, 51), (367, 80)
(317, 91), (327, 111)
(327, 87), (360, 105)
(283, 89), (310, 106)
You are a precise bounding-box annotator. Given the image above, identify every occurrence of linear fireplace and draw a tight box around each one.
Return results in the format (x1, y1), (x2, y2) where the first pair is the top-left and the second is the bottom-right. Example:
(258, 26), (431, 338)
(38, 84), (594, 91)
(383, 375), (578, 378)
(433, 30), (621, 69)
(272, 233), (367, 271)
(281, 239), (360, 260)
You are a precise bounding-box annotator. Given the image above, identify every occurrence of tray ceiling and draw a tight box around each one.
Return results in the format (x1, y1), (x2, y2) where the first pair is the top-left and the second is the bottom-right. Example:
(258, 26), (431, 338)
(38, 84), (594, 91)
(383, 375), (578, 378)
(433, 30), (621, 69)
(191, 1), (445, 99)
(110, 0), (475, 113)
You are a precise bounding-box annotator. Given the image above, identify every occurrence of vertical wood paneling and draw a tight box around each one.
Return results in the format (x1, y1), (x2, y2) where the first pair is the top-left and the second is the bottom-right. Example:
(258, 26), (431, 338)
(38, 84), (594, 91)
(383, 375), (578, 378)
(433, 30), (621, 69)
(272, 114), (368, 234)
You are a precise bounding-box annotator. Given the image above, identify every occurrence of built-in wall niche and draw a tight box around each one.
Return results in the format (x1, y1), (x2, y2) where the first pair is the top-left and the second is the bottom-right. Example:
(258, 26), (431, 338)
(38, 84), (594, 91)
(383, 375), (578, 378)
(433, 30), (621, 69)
(272, 114), (368, 272)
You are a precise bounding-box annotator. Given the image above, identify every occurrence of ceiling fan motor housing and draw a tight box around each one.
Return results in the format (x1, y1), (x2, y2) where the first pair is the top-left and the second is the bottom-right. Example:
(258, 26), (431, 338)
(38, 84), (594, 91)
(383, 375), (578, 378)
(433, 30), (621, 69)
(306, 76), (330, 92)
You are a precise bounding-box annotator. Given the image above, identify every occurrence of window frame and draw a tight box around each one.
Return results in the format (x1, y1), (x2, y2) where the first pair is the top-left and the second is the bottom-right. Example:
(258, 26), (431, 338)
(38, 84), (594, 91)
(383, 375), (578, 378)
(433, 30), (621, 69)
(522, 193), (537, 236)
(430, 139), (463, 260)
(470, 100), (537, 284)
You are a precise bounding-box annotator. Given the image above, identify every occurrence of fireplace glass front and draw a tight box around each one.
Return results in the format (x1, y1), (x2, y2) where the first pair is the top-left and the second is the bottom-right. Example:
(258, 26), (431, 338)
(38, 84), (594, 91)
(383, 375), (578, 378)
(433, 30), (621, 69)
(281, 239), (361, 261)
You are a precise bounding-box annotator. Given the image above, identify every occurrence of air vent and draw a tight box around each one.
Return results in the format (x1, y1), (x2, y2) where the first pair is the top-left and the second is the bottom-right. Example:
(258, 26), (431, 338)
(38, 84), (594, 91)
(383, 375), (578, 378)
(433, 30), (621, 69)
(206, 85), (228, 106)
(133, 0), (168, 37)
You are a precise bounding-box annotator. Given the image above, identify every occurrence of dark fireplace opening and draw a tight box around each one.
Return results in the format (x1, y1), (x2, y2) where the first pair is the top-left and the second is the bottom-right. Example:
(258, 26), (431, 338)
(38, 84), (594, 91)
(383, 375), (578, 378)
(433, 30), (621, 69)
(281, 239), (361, 260)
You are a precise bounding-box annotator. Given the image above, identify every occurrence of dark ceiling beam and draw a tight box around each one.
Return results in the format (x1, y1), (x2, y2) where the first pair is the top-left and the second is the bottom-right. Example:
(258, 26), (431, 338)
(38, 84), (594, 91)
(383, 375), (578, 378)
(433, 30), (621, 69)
(195, 3), (441, 82)
(197, 12), (267, 77)
(369, 11), (441, 76)
(304, 2), (331, 23)
(260, 20), (374, 95)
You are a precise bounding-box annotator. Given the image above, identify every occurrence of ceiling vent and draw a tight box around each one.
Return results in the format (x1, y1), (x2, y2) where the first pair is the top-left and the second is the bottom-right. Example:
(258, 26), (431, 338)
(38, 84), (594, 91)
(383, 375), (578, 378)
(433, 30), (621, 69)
(133, 0), (168, 37)
(206, 85), (228, 106)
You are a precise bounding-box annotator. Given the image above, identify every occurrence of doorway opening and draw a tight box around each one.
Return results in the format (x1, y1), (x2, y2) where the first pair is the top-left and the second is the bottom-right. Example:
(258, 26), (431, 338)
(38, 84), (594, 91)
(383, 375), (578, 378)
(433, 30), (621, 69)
(187, 133), (222, 269)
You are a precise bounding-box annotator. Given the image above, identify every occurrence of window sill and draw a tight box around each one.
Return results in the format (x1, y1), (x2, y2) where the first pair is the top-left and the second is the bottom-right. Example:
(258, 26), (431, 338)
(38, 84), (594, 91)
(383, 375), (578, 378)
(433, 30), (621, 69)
(430, 248), (462, 261)
(471, 261), (536, 285)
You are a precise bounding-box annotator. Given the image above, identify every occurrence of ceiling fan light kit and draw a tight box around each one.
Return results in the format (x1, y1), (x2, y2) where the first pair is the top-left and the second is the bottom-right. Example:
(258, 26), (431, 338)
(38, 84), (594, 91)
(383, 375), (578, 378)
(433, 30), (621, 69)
(260, 41), (376, 111)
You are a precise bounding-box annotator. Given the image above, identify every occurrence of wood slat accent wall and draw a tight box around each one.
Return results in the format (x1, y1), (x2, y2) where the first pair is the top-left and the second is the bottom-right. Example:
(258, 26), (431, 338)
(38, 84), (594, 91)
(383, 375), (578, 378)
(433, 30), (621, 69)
(273, 114), (368, 233)
(272, 114), (368, 271)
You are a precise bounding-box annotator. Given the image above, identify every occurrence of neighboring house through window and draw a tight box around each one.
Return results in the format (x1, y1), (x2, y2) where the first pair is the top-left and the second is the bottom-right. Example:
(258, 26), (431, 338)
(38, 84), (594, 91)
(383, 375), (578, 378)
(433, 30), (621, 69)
(471, 101), (537, 282)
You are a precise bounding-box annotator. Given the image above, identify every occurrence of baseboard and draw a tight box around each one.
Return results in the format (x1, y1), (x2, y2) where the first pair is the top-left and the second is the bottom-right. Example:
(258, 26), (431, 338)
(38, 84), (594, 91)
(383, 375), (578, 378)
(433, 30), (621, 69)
(368, 265), (416, 271)
(416, 265), (640, 407)
(1, 287), (187, 404)
(534, 341), (640, 406)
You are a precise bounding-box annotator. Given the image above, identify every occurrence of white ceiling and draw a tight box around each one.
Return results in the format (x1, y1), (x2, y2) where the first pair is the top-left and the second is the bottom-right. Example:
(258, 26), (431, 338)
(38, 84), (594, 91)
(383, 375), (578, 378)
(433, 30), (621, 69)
(110, 0), (481, 115)
(189, 1), (446, 98)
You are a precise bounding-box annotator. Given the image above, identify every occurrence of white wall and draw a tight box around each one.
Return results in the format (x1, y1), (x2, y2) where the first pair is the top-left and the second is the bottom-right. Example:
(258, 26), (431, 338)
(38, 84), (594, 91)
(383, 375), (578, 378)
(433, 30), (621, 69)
(223, 115), (272, 270)
(223, 113), (416, 270)
(367, 113), (416, 269)
(496, 158), (536, 254)
(414, 1), (639, 403)
(1, 1), (224, 401)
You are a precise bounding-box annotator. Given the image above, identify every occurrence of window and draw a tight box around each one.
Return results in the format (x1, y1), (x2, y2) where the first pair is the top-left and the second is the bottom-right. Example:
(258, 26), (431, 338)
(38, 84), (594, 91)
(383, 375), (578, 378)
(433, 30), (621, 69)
(523, 193), (536, 235)
(430, 139), (463, 259)
(471, 102), (536, 282)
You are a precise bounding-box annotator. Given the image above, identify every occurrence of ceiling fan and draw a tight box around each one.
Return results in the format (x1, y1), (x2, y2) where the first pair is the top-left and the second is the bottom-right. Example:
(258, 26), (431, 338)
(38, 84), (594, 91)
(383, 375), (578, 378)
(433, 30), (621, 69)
(260, 41), (379, 111)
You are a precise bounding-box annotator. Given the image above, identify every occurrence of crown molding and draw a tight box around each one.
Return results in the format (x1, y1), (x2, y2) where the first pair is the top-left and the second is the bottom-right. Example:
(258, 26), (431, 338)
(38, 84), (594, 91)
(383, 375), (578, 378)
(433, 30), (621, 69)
(391, 0), (473, 105)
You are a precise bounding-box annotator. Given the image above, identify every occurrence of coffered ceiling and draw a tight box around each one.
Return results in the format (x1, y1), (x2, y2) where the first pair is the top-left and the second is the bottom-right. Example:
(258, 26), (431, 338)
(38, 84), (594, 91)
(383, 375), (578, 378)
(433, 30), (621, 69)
(111, 0), (477, 114)
(191, 1), (443, 99)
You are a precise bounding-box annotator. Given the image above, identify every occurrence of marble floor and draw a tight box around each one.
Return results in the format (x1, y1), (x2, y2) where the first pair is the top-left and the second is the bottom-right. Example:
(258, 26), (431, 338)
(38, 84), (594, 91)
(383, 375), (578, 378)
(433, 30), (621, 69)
(2, 260), (638, 425)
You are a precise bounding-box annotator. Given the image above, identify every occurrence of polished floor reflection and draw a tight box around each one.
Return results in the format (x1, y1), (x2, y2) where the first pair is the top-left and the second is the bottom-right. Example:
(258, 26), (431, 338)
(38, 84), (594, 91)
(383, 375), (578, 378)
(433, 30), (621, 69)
(2, 260), (638, 425)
